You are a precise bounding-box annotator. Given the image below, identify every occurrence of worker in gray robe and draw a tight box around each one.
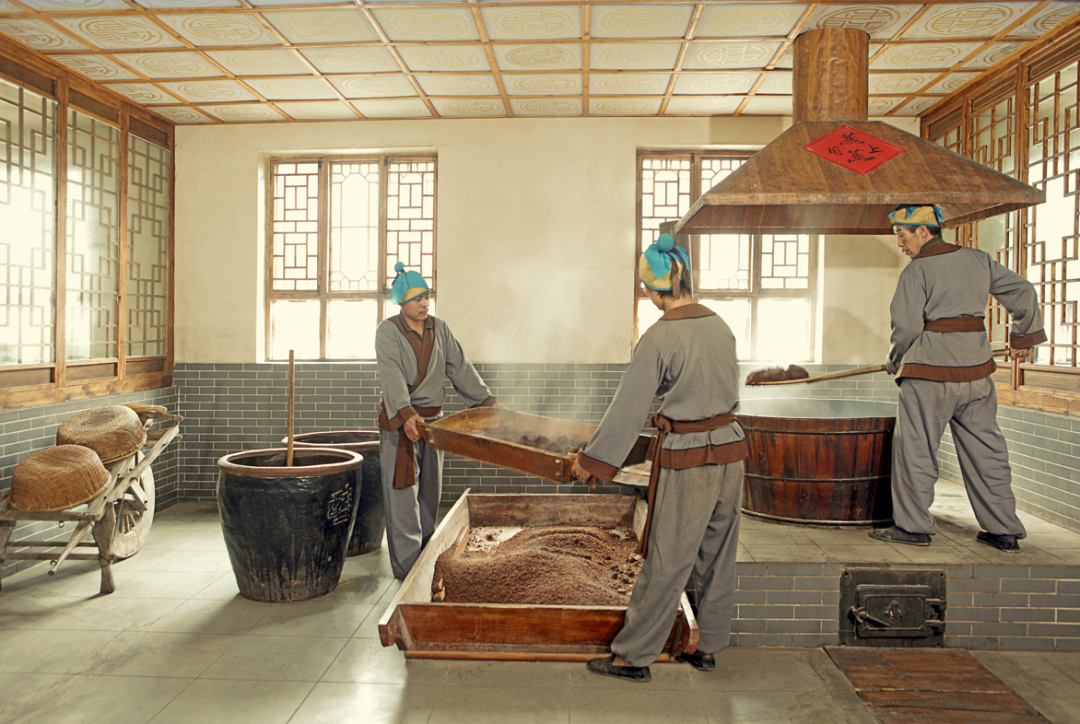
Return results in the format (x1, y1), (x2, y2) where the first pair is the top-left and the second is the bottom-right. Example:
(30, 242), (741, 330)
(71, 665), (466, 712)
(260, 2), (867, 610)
(870, 205), (1046, 553)
(376, 262), (500, 580)
(572, 234), (747, 683)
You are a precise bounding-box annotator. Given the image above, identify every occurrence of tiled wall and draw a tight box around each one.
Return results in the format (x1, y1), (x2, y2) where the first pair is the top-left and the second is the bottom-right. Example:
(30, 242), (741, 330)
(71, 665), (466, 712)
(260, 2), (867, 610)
(731, 561), (1080, 652)
(938, 406), (1080, 534)
(0, 388), (179, 578)
(170, 362), (902, 504)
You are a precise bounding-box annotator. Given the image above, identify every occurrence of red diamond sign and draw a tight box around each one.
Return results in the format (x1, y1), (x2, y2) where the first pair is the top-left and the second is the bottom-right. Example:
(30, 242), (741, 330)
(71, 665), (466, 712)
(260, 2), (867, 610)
(802, 125), (906, 176)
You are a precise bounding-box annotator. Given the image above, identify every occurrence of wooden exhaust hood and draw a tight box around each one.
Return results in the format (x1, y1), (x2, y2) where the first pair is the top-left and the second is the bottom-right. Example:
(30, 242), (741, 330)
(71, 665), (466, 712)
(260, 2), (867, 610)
(673, 28), (1044, 236)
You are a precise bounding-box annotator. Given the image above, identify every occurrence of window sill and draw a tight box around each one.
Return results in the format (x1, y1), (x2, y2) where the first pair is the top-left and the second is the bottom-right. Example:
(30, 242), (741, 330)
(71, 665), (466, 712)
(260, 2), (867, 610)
(995, 383), (1080, 418)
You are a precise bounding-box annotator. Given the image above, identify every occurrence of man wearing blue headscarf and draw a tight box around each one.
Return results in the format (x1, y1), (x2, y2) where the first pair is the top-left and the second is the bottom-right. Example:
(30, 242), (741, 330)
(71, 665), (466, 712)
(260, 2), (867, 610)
(870, 205), (1046, 553)
(375, 262), (502, 580)
(572, 234), (747, 683)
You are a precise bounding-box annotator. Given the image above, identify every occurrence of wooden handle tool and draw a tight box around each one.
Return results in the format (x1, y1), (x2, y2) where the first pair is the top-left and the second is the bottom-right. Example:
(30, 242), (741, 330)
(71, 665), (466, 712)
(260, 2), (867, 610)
(286, 350), (295, 466)
(748, 348), (1010, 386)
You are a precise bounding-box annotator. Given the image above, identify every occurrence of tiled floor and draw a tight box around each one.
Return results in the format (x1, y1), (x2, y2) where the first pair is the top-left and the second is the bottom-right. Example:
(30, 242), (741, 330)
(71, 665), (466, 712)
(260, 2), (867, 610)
(0, 482), (1076, 724)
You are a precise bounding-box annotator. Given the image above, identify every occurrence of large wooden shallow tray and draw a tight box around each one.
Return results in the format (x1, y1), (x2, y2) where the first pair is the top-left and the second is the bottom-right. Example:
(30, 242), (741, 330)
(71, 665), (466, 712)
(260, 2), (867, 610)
(419, 408), (651, 483)
(378, 491), (698, 661)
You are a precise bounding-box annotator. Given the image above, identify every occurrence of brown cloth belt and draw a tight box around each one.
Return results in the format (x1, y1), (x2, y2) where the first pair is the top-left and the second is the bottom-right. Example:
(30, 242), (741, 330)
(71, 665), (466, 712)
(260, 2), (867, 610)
(637, 412), (746, 559)
(923, 316), (985, 333)
(379, 403), (442, 489)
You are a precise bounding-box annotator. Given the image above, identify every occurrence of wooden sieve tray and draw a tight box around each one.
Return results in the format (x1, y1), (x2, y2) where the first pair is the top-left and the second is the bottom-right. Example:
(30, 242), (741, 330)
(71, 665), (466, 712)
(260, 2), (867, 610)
(418, 407), (651, 484)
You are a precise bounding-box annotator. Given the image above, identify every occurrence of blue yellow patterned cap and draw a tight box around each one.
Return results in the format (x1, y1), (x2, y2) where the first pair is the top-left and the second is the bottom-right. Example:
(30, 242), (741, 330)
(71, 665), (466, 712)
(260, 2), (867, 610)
(639, 234), (691, 296)
(388, 262), (429, 305)
(889, 204), (945, 227)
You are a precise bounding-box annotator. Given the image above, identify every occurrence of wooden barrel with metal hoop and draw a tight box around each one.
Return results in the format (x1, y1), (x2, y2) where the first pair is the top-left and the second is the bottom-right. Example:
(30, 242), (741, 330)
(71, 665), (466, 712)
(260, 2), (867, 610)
(56, 405), (147, 464)
(738, 398), (895, 526)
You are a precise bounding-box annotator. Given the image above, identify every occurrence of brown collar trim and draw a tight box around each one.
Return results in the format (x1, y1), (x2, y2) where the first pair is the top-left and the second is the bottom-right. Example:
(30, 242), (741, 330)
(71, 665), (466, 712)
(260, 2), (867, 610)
(390, 314), (435, 393)
(915, 240), (962, 259)
(661, 303), (715, 321)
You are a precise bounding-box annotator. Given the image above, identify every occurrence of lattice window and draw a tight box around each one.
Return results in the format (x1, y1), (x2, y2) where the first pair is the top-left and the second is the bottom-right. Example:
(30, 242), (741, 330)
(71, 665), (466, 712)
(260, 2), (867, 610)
(640, 156), (691, 253)
(966, 97), (1021, 352)
(270, 161), (320, 293)
(636, 151), (817, 362)
(0, 81), (56, 367)
(65, 109), (120, 362)
(385, 160), (436, 286)
(1026, 60), (1080, 369)
(127, 134), (170, 359)
(267, 154), (437, 361)
(329, 161), (379, 293)
(0, 56), (173, 409)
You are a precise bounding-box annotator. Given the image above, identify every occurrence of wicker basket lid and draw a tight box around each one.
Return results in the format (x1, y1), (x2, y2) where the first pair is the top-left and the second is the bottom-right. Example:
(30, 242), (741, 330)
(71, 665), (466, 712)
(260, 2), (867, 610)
(57, 404), (146, 463)
(10, 445), (110, 511)
(123, 404), (167, 416)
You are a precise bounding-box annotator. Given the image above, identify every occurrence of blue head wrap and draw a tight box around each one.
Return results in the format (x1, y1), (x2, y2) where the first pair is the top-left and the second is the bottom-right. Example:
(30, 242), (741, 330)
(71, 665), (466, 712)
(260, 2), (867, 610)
(388, 261), (430, 305)
(640, 234), (691, 296)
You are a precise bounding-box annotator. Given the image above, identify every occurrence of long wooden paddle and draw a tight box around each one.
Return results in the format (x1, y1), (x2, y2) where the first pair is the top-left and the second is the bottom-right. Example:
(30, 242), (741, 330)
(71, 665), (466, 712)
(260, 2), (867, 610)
(747, 348), (1010, 386)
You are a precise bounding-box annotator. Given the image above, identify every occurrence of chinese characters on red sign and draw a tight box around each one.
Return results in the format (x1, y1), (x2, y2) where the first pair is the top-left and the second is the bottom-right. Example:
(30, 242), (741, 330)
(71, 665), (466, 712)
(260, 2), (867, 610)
(801, 125), (906, 176)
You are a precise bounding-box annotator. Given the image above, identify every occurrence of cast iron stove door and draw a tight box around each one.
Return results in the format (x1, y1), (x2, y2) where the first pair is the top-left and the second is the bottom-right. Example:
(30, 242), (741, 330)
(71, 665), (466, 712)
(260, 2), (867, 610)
(839, 569), (946, 647)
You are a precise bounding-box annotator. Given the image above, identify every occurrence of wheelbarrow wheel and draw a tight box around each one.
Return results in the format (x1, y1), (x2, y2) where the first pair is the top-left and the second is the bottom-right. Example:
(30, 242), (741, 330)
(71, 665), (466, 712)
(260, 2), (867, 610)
(110, 453), (156, 560)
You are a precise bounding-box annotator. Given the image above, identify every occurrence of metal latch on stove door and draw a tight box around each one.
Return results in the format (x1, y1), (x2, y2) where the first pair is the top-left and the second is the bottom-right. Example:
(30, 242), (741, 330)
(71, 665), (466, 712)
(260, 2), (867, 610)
(839, 569), (946, 647)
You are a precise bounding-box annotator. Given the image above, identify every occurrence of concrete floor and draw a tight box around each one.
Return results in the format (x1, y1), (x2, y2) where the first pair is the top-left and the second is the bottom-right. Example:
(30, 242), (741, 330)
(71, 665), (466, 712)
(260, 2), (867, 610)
(0, 489), (1077, 724)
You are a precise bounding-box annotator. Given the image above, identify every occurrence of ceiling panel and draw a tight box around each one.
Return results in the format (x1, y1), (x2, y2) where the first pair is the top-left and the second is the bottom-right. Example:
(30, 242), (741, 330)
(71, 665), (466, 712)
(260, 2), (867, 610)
(0, 0), (1077, 124)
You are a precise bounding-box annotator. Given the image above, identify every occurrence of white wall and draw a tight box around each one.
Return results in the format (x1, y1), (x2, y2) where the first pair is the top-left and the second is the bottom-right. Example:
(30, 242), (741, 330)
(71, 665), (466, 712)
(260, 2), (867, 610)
(175, 115), (911, 365)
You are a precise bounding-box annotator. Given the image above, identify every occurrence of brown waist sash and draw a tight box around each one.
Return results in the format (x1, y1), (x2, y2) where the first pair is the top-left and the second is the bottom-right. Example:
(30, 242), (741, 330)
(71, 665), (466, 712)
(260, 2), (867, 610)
(380, 315), (437, 489)
(379, 403), (442, 489)
(638, 412), (746, 558)
(924, 316), (985, 333)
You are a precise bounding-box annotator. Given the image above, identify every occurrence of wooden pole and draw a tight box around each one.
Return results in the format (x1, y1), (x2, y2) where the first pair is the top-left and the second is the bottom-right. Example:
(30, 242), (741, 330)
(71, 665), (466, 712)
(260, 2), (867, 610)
(287, 350), (295, 467)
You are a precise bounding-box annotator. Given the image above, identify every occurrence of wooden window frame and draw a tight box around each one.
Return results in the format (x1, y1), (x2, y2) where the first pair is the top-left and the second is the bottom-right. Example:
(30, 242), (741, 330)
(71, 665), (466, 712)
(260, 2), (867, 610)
(920, 19), (1080, 416)
(635, 150), (819, 361)
(0, 36), (175, 411)
(263, 152), (438, 362)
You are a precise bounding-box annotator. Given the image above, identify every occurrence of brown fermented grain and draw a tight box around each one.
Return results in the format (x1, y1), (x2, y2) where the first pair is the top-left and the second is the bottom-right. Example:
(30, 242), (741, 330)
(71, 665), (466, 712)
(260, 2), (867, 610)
(433, 525), (642, 606)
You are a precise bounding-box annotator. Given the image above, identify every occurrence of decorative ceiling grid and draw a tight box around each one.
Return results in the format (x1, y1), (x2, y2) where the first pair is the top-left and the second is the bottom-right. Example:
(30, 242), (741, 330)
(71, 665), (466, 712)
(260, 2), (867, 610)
(0, 1), (1078, 124)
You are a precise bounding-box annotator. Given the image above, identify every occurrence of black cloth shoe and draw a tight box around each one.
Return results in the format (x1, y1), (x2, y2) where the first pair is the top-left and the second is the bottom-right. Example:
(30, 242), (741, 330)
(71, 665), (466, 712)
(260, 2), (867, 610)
(680, 650), (715, 672)
(869, 525), (931, 547)
(586, 655), (651, 683)
(977, 531), (1020, 553)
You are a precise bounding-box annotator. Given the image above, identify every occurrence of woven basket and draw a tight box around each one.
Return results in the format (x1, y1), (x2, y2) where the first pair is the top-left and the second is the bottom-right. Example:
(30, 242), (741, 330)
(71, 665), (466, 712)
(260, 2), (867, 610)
(57, 404), (146, 463)
(10, 445), (110, 511)
(123, 404), (167, 416)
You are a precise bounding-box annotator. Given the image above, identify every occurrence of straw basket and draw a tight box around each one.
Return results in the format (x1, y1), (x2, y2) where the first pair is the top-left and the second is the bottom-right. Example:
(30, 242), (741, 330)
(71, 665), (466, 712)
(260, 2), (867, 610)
(57, 405), (146, 464)
(10, 445), (110, 511)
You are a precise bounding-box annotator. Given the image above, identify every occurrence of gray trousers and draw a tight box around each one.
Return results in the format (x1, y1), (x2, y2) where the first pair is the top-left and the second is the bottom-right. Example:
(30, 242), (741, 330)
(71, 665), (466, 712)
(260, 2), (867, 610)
(891, 377), (1026, 538)
(612, 461), (744, 667)
(379, 430), (444, 580)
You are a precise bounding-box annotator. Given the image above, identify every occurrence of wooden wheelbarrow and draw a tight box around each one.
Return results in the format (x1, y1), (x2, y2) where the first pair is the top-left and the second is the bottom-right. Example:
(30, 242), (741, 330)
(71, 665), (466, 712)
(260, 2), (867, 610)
(0, 405), (183, 594)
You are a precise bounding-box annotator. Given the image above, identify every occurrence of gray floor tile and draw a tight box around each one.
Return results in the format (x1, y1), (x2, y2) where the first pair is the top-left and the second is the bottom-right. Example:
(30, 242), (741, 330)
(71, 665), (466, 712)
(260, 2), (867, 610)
(696, 689), (863, 724)
(691, 648), (828, 693)
(288, 682), (440, 724)
(5, 674), (193, 724)
(320, 637), (448, 685)
(443, 659), (571, 688)
(145, 679), (314, 724)
(569, 685), (707, 724)
(199, 633), (347, 681)
(434, 684), (572, 724)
